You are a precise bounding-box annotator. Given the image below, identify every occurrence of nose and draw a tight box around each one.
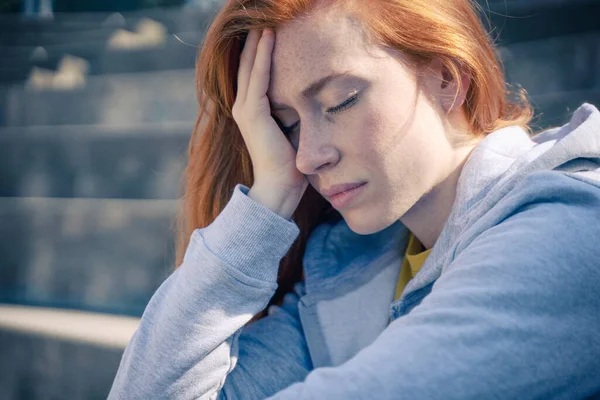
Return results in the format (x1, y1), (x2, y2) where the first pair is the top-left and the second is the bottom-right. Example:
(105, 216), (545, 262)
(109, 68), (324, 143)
(294, 122), (340, 176)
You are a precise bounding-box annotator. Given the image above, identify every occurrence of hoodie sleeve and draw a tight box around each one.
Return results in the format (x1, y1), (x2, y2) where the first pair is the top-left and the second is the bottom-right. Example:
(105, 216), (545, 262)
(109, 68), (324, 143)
(266, 171), (600, 399)
(107, 184), (312, 400)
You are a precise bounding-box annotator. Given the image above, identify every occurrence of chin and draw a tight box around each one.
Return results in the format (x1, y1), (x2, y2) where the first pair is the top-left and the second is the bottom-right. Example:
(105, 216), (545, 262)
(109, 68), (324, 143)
(342, 211), (398, 236)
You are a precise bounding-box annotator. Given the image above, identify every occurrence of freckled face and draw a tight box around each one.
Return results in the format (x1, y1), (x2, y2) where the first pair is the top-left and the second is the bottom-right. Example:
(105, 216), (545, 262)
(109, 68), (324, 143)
(268, 9), (456, 235)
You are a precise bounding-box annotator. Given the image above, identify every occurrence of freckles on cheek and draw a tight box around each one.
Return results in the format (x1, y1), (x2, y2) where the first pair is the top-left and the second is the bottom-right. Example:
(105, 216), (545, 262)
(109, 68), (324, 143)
(358, 108), (403, 160)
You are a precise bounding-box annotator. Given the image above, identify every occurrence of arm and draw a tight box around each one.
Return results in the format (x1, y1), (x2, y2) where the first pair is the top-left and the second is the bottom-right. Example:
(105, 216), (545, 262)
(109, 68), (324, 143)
(267, 172), (600, 399)
(108, 184), (311, 400)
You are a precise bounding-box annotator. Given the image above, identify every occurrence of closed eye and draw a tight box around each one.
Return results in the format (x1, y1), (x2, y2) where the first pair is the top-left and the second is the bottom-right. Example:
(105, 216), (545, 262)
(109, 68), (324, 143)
(274, 92), (360, 137)
(327, 92), (359, 114)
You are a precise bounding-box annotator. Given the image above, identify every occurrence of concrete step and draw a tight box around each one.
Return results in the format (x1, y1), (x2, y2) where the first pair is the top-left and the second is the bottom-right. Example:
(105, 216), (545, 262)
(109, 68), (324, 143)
(0, 326), (125, 400)
(0, 12), (211, 49)
(0, 25), (119, 47)
(0, 304), (139, 399)
(0, 196), (178, 316)
(0, 304), (138, 349)
(0, 68), (196, 126)
(0, 31), (195, 59)
(0, 36), (198, 83)
(499, 32), (600, 97)
(0, 4), (220, 35)
(0, 123), (190, 199)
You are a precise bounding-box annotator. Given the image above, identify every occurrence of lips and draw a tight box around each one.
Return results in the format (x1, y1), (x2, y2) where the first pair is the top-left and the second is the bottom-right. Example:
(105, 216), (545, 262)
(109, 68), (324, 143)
(321, 182), (366, 198)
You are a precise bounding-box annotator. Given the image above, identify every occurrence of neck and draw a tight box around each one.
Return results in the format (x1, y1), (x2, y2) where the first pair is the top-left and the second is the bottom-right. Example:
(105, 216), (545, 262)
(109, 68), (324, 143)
(400, 144), (478, 250)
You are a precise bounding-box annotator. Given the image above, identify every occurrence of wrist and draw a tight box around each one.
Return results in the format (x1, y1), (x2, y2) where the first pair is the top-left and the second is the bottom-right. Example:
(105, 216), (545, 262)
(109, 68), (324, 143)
(248, 185), (299, 220)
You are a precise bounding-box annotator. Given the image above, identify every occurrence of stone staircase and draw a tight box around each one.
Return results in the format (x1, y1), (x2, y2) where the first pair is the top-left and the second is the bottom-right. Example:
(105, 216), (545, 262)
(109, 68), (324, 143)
(0, 5), (216, 399)
(0, 1), (598, 399)
(0, 7), (212, 313)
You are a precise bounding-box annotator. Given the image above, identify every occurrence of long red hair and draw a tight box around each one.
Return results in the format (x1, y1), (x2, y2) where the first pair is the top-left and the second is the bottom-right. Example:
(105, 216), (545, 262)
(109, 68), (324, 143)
(175, 0), (534, 322)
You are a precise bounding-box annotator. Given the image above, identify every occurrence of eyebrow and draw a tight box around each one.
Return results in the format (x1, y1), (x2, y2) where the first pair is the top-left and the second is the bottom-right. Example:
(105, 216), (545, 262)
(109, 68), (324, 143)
(270, 71), (352, 111)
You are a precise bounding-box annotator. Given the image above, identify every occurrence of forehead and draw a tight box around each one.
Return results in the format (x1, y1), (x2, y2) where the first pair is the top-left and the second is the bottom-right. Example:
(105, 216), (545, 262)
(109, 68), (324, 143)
(268, 10), (380, 98)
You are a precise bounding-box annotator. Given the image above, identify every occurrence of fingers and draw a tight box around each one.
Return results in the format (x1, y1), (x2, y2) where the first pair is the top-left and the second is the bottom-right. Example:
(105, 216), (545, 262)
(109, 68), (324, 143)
(236, 29), (261, 105)
(247, 28), (274, 104)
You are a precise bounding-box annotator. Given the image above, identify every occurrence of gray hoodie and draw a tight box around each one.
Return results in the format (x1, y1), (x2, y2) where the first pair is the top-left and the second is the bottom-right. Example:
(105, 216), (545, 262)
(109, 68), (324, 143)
(108, 103), (600, 399)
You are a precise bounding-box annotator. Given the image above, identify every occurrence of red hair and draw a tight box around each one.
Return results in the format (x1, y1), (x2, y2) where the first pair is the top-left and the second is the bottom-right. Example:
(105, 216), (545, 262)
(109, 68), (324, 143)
(175, 0), (534, 322)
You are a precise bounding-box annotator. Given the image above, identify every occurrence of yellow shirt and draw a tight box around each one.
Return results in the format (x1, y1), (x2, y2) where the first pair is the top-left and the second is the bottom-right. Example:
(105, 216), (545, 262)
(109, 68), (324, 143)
(394, 232), (432, 301)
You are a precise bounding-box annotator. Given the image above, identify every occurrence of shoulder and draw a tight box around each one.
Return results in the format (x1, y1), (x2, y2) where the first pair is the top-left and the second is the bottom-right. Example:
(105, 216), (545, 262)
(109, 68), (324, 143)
(446, 170), (600, 294)
(491, 170), (600, 242)
(504, 169), (600, 206)
(472, 169), (600, 249)
(461, 169), (600, 246)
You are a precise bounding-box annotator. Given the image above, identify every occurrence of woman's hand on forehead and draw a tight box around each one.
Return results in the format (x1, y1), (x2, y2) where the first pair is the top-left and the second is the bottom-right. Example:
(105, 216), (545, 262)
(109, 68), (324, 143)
(232, 28), (309, 219)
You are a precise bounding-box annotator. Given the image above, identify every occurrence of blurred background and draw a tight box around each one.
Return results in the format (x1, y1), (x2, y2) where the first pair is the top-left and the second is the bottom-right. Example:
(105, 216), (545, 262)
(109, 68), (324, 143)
(0, 0), (598, 398)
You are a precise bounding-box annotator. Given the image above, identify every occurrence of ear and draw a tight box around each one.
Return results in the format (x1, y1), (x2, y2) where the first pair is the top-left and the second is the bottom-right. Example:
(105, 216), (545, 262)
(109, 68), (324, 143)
(425, 58), (471, 113)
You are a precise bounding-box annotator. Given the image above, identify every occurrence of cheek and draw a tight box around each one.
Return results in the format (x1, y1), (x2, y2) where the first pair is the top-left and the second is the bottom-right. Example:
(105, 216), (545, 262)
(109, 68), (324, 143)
(354, 102), (411, 164)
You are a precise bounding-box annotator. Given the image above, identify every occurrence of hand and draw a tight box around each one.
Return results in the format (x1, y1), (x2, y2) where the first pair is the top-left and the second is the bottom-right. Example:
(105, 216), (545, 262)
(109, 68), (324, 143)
(232, 28), (309, 218)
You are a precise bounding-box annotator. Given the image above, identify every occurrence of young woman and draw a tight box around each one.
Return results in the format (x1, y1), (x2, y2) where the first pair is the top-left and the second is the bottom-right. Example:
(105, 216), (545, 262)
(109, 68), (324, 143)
(108, 0), (600, 398)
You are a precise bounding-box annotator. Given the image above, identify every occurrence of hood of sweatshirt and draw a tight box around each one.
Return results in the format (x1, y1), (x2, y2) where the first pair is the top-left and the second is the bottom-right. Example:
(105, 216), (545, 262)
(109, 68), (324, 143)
(399, 102), (600, 304)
